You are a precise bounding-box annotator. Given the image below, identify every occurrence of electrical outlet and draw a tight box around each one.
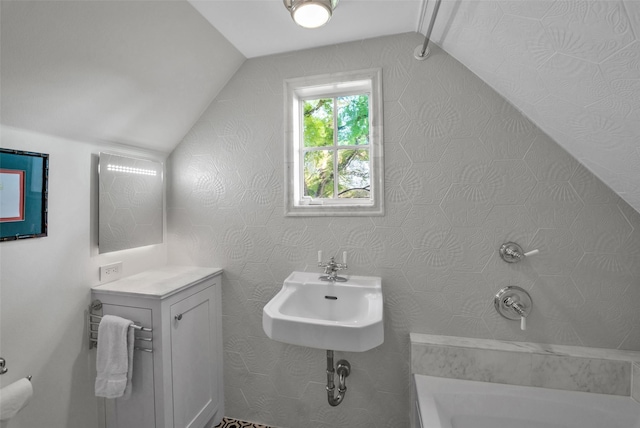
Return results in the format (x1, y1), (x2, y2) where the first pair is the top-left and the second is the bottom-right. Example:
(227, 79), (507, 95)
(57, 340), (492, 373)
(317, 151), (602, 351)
(100, 262), (123, 283)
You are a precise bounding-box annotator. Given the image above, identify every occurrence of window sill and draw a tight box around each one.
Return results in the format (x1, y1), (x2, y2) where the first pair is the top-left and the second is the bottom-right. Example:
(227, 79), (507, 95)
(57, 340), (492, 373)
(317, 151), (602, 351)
(285, 203), (384, 217)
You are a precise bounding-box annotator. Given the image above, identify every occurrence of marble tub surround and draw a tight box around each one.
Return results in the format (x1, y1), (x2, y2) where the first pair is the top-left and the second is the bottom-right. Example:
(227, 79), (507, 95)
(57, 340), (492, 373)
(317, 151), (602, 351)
(411, 333), (640, 397)
(634, 364), (640, 403)
(411, 333), (640, 362)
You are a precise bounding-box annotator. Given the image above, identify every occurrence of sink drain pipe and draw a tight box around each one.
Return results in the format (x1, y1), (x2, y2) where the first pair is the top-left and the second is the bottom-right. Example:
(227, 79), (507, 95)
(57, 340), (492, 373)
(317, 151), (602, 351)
(326, 350), (351, 406)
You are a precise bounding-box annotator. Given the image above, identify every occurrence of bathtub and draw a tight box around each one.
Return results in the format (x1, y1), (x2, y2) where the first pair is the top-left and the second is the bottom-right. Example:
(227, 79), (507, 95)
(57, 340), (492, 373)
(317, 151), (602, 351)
(413, 374), (640, 428)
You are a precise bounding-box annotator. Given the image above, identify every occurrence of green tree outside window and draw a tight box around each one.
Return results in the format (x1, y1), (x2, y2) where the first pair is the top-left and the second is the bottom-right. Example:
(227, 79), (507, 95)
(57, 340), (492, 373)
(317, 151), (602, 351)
(302, 95), (370, 199)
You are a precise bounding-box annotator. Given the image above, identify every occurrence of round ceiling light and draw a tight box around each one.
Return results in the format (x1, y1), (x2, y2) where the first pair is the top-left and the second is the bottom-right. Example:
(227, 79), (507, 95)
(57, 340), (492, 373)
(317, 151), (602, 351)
(284, 0), (338, 29)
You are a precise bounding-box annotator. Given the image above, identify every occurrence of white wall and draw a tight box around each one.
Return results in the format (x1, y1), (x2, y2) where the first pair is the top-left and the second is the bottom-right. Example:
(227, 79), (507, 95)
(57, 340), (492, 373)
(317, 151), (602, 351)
(0, 125), (167, 428)
(0, 1), (245, 153)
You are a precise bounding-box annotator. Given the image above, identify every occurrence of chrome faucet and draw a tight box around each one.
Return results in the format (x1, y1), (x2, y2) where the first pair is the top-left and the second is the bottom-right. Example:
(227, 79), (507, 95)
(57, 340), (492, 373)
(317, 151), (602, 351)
(318, 256), (348, 282)
(494, 286), (532, 331)
(504, 296), (526, 317)
(499, 242), (540, 263)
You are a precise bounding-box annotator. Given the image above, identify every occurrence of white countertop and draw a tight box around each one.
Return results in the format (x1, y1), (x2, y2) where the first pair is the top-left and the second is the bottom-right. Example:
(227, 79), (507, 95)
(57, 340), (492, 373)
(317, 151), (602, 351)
(92, 265), (222, 299)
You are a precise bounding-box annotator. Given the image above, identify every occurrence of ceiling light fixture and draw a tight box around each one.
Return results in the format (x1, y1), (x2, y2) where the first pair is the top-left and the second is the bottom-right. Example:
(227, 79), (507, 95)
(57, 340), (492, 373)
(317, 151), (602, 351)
(283, 0), (339, 29)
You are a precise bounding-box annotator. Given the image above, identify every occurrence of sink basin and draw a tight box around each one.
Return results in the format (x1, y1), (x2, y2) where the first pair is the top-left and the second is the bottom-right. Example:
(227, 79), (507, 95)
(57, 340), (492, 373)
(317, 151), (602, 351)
(262, 271), (384, 352)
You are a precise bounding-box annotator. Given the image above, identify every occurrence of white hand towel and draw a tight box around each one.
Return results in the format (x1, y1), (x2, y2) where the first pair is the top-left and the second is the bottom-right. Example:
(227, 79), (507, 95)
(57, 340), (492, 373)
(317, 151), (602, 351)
(122, 322), (134, 400)
(0, 378), (33, 421)
(95, 315), (134, 399)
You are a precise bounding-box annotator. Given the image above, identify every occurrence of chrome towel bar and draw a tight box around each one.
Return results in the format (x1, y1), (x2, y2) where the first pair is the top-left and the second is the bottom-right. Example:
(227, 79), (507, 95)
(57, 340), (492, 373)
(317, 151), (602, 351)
(89, 315), (152, 332)
(88, 300), (153, 353)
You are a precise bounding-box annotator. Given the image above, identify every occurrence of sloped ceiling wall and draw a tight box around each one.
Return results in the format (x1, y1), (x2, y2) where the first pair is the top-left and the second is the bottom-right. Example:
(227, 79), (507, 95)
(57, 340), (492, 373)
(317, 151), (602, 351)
(3, 0), (639, 214)
(429, 0), (640, 213)
(0, 1), (245, 153)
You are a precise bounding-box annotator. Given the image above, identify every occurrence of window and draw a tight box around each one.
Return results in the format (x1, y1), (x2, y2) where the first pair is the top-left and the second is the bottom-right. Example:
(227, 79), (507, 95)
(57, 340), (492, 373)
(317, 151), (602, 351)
(284, 69), (384, 216)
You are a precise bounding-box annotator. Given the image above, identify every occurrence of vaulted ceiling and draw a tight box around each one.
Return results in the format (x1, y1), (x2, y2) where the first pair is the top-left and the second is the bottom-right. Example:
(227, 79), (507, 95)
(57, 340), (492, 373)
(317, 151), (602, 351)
(0, 0), (245, 153)
(2, 0), (639, 213)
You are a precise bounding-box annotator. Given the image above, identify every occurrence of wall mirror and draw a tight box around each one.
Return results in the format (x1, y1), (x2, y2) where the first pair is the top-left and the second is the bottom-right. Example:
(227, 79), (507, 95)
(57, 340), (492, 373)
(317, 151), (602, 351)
(98, 152), (163, 254)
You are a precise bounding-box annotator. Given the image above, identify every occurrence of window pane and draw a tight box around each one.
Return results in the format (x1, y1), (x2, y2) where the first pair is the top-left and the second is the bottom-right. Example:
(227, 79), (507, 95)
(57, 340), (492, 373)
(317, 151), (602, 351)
(337, 95), (369, 146)
(304, 151), (334, 198)
(338, 149), (370, 198)
(303, 99), (333, 148)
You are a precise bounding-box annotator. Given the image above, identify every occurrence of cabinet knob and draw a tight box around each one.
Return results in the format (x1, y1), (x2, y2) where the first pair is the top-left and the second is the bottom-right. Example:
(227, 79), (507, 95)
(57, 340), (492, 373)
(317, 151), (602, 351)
(175, 314), (183, 321)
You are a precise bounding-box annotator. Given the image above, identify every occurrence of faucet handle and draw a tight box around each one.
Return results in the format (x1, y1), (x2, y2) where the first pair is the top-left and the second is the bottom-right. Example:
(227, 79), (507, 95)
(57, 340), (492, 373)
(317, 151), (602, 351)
(499, 242), (539, 263)
(504, 298), (528, 331)
(494, 286), (532, 331)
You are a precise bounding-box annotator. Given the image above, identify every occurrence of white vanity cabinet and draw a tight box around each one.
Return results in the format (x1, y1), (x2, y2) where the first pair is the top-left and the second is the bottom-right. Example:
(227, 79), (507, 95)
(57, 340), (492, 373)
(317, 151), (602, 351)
(92, 266), (224, 428)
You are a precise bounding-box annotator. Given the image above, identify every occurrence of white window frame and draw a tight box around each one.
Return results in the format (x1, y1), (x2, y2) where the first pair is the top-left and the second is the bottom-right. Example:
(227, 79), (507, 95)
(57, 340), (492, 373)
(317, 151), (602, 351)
(284, 68), (384, 217)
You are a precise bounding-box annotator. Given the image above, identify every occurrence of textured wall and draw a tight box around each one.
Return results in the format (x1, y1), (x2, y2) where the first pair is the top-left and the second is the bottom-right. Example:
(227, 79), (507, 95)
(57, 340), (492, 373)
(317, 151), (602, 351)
(430, 1), (640, 219)
(166, 32), (640, 427)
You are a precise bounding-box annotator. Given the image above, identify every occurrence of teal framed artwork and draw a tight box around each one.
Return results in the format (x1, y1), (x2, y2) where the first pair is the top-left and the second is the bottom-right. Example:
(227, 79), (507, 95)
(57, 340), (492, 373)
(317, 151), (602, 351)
(0, 148), (49, 241)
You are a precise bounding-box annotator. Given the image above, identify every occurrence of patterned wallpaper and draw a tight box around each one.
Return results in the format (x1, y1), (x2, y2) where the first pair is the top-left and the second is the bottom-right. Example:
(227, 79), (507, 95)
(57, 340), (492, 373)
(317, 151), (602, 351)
(166, 33), (640, 427)
(430, 0), (640, 217)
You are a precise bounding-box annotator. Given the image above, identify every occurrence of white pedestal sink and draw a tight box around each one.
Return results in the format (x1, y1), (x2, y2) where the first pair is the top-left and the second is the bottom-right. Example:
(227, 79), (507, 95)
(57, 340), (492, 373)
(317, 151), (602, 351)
(262, 271), (384, 352)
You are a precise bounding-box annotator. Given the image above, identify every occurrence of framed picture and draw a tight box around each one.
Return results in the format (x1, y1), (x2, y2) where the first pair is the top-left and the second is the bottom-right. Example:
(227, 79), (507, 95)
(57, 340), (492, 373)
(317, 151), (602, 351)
(0, 148), (49, 241)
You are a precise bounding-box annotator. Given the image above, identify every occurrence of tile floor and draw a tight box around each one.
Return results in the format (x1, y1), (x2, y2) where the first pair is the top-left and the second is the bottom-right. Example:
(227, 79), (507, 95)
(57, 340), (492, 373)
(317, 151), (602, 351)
(215, 417), (274, 428)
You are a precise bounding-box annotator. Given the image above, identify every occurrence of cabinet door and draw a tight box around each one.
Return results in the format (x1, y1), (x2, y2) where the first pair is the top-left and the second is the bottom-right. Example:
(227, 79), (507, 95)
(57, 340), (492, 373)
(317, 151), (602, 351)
(170, 286), (219, 428)
(102, 304), (155, 428)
